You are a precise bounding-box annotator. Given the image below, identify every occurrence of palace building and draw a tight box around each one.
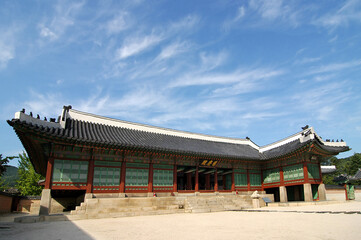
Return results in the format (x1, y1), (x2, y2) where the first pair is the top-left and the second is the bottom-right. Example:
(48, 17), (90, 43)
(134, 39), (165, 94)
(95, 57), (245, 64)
(8, 106), (349, 215)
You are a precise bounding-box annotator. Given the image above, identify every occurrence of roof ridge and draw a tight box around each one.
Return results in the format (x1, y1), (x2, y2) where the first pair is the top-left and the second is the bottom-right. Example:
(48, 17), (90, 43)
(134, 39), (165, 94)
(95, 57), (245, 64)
(65, 108), (260, 149)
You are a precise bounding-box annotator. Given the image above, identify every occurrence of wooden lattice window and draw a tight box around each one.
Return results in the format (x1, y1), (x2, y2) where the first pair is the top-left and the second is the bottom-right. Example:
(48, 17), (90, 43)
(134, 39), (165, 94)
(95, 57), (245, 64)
(307, 164), (320, 179)
(263, 168), (280, 183)
(125, 168), (149, 186)
(52, 159), (88, 183)
(235, 173), (247, 186)
(250, 174), (261, 186)
(93, 167), (121, 186)
(284, 164), (304, 181)
(153, 169), (173, 186)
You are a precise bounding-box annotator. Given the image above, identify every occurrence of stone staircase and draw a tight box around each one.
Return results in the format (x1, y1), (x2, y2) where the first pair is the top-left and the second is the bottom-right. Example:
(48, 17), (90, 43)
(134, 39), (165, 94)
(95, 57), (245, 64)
(67, 194), (254, 220)
(184, 195), (253, 213)
(68, 196), (186, 220)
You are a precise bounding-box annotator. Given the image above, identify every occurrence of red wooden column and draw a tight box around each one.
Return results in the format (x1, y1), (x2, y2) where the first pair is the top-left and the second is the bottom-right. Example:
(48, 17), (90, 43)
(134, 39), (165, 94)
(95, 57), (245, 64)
(231, 169), (235, 191)
(173, 164), (177, 192)
(303, 162), (309, 183)
(205, 174), (210, 190)
(214, 168), (218, 191)
(195, 166), (199, 191)
(86, 157), (95, 193)
(247, 169), (250, 191)
(44, 157), (54, 189)
(119, 159), (126, 193)
(223, 175), (226, 190)
(186, 172), (192, 190)
(344, 184), (349, 200)
(280, 166), (284, 186)
(148, 161), (154, 193)
(261, 170), (264, 191)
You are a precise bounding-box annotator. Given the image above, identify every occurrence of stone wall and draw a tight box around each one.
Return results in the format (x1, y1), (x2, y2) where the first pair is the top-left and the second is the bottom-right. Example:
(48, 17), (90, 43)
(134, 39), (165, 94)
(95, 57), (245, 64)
(17, 199), (40, 214)
(325, 185), (361, 201)
(0, 194), (12, 213)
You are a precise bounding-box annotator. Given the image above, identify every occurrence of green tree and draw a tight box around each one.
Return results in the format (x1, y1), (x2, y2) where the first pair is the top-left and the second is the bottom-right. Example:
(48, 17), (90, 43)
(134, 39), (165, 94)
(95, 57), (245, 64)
(344, 153), (361, 176)
(322, 153), (361, 185)
(0, 154), (17, 176)
(0, 154), (18, 191)
(16, 152), (44, 196)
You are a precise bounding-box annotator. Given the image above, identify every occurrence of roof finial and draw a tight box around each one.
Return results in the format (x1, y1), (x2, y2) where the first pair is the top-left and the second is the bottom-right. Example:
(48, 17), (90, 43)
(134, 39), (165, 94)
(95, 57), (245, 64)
(21, 109), (25, 113)
(301, 125), (309, 130)
(30, 112), (33, 117)
(37, 114), (40, 119)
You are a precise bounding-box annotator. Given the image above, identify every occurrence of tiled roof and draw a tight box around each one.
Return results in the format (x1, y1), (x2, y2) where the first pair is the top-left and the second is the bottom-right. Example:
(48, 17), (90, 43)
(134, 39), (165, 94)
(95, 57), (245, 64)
(261, 139), (309, 159)
(9, 118), (261, 160)
(8, 108), (350, 161)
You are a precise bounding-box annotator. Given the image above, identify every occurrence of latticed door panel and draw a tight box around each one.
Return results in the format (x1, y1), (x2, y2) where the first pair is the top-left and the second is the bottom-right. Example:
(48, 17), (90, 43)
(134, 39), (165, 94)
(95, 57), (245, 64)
(235, 173), (247, 186)
(263, 169), (280, 183)
(93, 167), (121, 186)
(52, 159), (89, 183)
(153, 169), (173, 186)
(307, 164), (320, 179)
(283, 164), (304, 181)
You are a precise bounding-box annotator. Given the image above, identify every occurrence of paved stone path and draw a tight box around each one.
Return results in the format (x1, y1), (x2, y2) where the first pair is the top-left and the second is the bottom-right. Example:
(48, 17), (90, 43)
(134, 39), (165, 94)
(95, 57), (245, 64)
(1, 201), (360, 240)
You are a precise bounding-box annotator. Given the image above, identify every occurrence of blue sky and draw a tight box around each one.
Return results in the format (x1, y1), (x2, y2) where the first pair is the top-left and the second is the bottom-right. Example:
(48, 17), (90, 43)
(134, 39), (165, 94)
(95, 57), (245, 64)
(1, 0), (361, 167)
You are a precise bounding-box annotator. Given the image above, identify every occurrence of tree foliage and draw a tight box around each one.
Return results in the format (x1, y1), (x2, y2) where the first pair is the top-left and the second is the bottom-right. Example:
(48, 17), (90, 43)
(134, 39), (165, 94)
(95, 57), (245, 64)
(0, 154), (17, 176)
(16, 152), (44, 196)
(0, 154), (18, 191)
(322, 153), (361, 185)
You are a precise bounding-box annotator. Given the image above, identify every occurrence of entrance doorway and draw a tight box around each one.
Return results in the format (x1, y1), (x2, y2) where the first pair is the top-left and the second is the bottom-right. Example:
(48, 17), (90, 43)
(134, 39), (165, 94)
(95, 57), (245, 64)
(286, 185), (304, 201)
(177, 166), (195, 191)
(265, 187), (280, 202)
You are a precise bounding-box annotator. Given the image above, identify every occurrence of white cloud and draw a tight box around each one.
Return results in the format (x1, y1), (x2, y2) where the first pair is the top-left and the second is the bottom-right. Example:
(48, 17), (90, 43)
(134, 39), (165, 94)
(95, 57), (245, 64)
(38, 1), (85, 41)
(106, 12), (129, 35)
(223, 6), (246, 31)
(248, 0), (301, 27)
(294, 57), (322, 65)
(236, 6), (246, 21)
(0, 26), (18, 70)
(0, 38), (15, 70)
(292, 81), (351, 121)
(308, 59), (361, 75)
(156, 41), (190, 61)
(115, 33), (163, 60)
(250, 0), (284, 20)
(314, 0), (361, 29)
(167, 15), (200, 34)
(170, 67), (283, 90)
(24, 91), (67, 118)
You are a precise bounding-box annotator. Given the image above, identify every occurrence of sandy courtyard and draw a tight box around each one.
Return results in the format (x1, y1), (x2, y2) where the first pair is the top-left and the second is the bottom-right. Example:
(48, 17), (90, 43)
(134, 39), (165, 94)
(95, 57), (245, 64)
(1, 202), (361, 240)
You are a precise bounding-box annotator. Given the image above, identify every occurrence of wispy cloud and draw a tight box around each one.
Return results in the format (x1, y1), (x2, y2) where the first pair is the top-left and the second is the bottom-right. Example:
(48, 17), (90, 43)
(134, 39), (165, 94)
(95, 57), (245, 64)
(167, 15), (200, 35)
(115, 33), (164, 60)
(105, 12), (130, 35)
(249, 0), (285, 20)
(294, 57), (322, 65)
(114, 15), (199, 61)
(308, 59), (361, 75)
(24, 91), (67, 118)
(223, 6), (246, 31)
(314, 0), (361, 29)
(0, 29), (15, 70)
(292, 81), (352, 121)
(247, 0), (301, 27)
(169, 66), (283, 91)
(155, 41), (191, 61)
(38, 1), (85, 41)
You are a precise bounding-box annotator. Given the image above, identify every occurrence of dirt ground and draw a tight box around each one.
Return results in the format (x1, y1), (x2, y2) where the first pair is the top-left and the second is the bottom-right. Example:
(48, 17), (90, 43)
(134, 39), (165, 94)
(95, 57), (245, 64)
(1, 201), (360, 240)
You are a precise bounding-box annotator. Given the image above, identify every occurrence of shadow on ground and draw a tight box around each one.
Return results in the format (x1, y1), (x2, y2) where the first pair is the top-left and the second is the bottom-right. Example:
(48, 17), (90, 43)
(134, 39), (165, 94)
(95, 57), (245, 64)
(0, 213), (94, 240)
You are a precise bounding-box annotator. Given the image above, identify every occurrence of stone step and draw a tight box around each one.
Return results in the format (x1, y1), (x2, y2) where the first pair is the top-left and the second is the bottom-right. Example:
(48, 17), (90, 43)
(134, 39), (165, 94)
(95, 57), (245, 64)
(69, 194), (255, 220)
